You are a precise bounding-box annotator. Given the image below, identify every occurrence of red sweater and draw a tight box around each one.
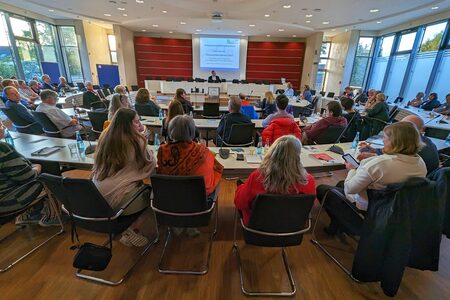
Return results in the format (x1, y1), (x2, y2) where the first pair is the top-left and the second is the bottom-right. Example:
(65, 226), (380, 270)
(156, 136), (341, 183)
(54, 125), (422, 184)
(303, 116), (347, 143)
(261, 117), (302, 145)
(234, 170), (316, 225)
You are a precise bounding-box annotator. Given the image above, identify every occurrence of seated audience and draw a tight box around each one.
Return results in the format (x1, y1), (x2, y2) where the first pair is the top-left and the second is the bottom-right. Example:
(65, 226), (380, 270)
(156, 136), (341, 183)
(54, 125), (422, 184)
(3, 87), (42, 134)
(2, 80), (32, 108)
(302, 85), (313, 102)
(262, 94), (294, 128)
(284, 82), (294, 97)
(175, 88), (193, 114)
(358, 115), (439, 174)
(36, 90), (82, 138)
(364, 89), (377, 109)
(157, 115), (223, 197)
(114, 85), (127, 95)
(18, 80), (39, 101)
(364, 92), (389, 137)
(234, 135), (316, 225)
(316, 122), (427, 235)
(58, 76), (71, 93)
(216, 96), (252, 146)
(32, 76), (43, 89)
(162, 100), (184, 139)
(257, 91), (277, 117)
(108, 93), (130, 120)
(420, 93), (441, 111)
(41, 74), (57, 91)
(82, 81), (102, 108)
(29, 80), (41, 95)
(340, 97), (361, 140)
(134, 88), (160, 117)
(12, 80), (32, 105)
(408, 92), (425, 107)
(208, 70), (221, 83)
(239, 93), (250, 106)
(433, 93), (450, 115)
(342, 86), (354, 98)
(92, 108), (156, 247)
(302, 101), (347, 144)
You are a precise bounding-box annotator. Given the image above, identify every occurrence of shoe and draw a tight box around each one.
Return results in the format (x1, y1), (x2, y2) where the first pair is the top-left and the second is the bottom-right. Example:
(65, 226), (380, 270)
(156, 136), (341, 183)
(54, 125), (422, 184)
(185, 228), (200, 238)
(120, 228), (149, 247)
(15, 211), (42, 225)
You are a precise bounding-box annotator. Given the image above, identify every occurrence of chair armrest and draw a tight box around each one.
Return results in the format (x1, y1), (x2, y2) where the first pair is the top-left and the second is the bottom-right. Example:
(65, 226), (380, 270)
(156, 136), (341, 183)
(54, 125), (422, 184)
(324, 187), (366, 219)
(112, 185), (151, 219)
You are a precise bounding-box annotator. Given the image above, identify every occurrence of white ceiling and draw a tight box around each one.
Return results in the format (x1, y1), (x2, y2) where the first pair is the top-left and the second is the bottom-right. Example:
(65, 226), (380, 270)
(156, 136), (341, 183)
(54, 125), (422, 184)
(2, 0), (450, 37)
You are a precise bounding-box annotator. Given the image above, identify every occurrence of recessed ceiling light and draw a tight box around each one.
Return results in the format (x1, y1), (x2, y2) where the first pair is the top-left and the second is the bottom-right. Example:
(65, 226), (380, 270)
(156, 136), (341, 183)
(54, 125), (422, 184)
(264, 14), (270, 17)
(377, 21), (382, 24)
(249, 24), (255, 27)
(266, 34), (271, 37)
(169, 31), (173, 33)
(136, 0), (144, 3)
(104, 13), (112, 17)
(195, 29), (201, 32)
(237, 30), (243, 33)
(283, 5), (292, 9)
(48, 9), (54, 12)
(117, 7), (125, 11)
(162, 10), (168, 13)
(278, 28), (285, 32)
(305, 14), (313, 17)
(369, 9), (379, 13)
(122, 13), (128, 16)
(141, 29), (146, 32)
(431, 6), (439, 10)
(180, 21), (186, 25)
(152, 24), (159, 27)
(322, 21), (329, 25)
(305, 20), (311, 23)
(292, 35), (297, 37)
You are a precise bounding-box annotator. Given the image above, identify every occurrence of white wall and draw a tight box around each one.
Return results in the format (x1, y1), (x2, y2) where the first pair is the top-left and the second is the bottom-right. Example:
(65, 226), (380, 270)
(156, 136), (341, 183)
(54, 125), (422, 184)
(324, 31), (353, 95)
(301, 32), (324, 90)
(113, 25), (138, 87)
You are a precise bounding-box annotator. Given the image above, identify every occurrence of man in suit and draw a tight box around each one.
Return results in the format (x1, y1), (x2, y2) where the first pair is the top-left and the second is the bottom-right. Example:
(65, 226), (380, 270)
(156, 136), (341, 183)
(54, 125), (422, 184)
(82, 81), (102, 108)
(216, 96), (252, 146)
(208, 70), (221, 83)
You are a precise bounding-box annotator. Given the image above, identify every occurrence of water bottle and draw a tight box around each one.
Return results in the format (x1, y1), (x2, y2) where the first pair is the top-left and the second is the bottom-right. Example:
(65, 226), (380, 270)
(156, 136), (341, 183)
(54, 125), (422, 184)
(189, 110), (193, 117)
(4, 128), (14, 146)
(264, 138), (270, 154)
(352, 132), (360, 150)
(445, 133), (450, 146)
(256, 137), (263, 155)
(75, 131), (85, 153)
(154, 133), (160, 151)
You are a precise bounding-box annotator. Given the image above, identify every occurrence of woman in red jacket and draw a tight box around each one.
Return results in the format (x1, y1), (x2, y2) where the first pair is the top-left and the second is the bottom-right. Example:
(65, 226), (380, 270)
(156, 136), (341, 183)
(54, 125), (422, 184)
(234, 135), (316, 225)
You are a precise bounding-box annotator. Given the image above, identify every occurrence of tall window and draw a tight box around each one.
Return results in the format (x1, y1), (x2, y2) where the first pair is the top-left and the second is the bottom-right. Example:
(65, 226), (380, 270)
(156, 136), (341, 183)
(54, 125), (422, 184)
(36, 21), (58, 62)
(0, 12), (17, 78)
(108, 34), (117, 64)
(59, 26), (83, 82)
(350, 37), (374, 87)
(367, 35), (394, 90)
(315, 42), (331, 91)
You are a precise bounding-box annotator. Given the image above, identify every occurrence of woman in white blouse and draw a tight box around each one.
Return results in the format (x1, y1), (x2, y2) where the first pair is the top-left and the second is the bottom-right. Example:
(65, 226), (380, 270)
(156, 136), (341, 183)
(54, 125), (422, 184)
(316, 121), (427, 235)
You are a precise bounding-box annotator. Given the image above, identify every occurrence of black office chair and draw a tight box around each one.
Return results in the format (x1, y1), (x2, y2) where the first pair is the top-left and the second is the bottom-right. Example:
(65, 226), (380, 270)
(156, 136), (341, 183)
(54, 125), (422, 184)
(93, 85), (101, 90)
(87, 111), (108, 136)
(135, 103), (158, 117)
(150, 174), (219, 275)
(240, 80), (248, 84)
(393, 96), (404, 104)
(314, 126), (346, 144)
(232, 79), (240, 84)
(326, 92), (335, 98)
(31, 111), (64, 138)
(97, 89), (106, 99)
(76, 82), (86, 91)
(254, 80), (262, 85)
(233, 194), (315, 296)
(293, 95), (320, 117)
(102, 88), (111, 97)
(202, 103), (220, 119)
(0, 108), (43, 134)
(40, 174), (157, 285)
(428, 167), (450, 238)
(187, 78), (194, 82)
(131, 85), (139, 91)
(103, 84), (111, 89)
(311, 89), (316, 96)
(0, 179), (64, 272)
(275, 89), (285, 95)
(263, 80), (270, 85)
(90, 101), (108, 112)
(68, 82), (75, 88)
(294, 90), (301, 96)
(222, 123), (255, 147)
(221, 79), (226, 82)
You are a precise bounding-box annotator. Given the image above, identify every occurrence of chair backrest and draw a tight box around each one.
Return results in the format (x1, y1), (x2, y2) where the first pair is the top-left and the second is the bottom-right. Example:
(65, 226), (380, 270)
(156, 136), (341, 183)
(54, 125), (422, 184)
(232, 79), (239, 83)
(102, 88), (111, 96)
(93, 85), (100, 90)
(388, 105), (398, 119)
(87, 111), (108, 133)
(38, 173), (69, 208)
(275, 89), (285, 95)
(76, 82), (86, 91)
(103, 84), (111, 89)
(294, 90), (301, 96)
(310, 89), (316, 95)
(90, 101), (108, 111)
(203, 102), (220, 117)
(314, 125), (346, 144)
(393, 96), (404, 104)
(292, 106), (308, 118)
(240, 105), (258, 119)
(326, 92), (335, 98)
(31, 111), (61, 137)
(227, 123), (255, 146)
(244, 194), (315, 247)
(151, 174), (211, 227)
(131, 85), (139, 91)
(96, 89), (105, 99)
(0, 107), (43, 134)
(240, 80), (248, 84)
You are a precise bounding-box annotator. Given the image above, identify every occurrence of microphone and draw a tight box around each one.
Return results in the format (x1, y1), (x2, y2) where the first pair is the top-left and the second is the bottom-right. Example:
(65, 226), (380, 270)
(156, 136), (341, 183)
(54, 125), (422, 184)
(218, 115), (230, 159)
(328, 110), (360, 155)
(424, 114), (441, 126)
(78, 123), (96, 155)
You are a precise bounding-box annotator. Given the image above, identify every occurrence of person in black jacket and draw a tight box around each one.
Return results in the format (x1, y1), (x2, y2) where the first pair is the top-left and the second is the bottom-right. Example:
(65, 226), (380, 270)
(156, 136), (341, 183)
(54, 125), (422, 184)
(174, 88), (193, 114)
(208, 70), (221, 83)
(216, 96), (252, 146)
(82, 81), (102, 108)
(41, 74), (57, 92)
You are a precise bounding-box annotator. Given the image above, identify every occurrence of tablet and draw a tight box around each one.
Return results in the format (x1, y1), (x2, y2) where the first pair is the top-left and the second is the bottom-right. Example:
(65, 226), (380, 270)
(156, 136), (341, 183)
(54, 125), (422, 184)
(342, 153), (360, 168)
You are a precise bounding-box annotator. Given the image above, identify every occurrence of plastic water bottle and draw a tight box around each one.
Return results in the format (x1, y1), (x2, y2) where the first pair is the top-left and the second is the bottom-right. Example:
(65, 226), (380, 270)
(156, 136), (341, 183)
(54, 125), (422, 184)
(75, 131), (85, 153)
(4, 128), (14, 146)
(352, 132), (360, 150)
(264, 138), (270, 154)
(159, 109), (163, 120)
(256, 137), (263, 155)
(189, 110), (193, 118)
(154, 133), (160, 151)
(445, 133), (450, 146)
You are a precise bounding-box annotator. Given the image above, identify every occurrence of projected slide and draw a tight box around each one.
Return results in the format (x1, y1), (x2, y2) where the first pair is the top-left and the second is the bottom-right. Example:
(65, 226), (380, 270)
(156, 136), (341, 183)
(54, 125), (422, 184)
(200, 37), (240, 70)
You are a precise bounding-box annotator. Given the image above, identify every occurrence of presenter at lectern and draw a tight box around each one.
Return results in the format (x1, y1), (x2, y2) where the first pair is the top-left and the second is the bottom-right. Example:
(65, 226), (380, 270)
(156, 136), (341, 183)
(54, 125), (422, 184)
(208, 70), (221, 83)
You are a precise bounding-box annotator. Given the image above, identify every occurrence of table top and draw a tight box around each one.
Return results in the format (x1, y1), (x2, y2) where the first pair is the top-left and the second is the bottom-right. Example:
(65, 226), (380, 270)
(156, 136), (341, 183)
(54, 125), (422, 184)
(157, 103), (262, 113)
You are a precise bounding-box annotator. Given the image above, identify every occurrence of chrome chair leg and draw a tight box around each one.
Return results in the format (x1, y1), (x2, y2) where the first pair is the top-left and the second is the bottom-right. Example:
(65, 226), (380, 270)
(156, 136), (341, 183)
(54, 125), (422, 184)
(0, 196), (65, 273)
(310, 190), (360, 283)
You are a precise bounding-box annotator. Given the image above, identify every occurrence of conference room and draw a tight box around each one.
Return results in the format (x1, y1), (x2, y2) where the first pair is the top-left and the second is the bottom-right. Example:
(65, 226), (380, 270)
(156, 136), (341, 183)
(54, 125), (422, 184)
(0, 0), (450, 299)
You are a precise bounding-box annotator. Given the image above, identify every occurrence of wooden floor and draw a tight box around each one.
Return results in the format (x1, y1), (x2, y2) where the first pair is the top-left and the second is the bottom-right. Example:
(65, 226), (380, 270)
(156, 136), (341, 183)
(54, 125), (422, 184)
(1, 170), (450, 299)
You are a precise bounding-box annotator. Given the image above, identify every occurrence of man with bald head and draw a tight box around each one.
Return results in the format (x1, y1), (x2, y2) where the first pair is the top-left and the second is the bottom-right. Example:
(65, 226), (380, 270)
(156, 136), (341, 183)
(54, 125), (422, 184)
(216, 96), (252, 146)
(358, 114), (439, 174)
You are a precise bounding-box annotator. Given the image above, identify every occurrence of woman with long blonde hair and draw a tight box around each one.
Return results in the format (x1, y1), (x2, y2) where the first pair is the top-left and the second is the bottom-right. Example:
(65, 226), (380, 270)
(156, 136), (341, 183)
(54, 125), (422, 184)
(258, 91), (276, 117)
(234, 135), (316, 225)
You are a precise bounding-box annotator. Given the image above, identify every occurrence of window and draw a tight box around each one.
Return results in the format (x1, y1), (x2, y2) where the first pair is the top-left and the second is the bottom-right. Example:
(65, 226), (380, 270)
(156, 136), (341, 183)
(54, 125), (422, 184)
(9, 17), (33, 39)
(350, 37), (374, 87)
(36, 21), (58, 62)
(420, 22), (447, 52)
(397, 32), (417, 52)
(379, 35), (395, 57)
(59, 26), (83, 82)
(315, 42), (331, 91)
(0, 13), (17, 78)
(108, 34), (117, 64)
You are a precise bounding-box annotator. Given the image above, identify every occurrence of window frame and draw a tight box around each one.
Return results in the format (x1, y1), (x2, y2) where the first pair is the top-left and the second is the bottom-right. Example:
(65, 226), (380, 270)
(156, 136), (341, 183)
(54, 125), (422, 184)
(350, 36), (375, 88)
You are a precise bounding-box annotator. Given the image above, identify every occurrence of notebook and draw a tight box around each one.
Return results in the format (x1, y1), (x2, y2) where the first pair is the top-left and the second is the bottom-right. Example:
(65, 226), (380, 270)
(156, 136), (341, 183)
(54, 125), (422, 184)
(310, 153), (335, 162)
(246, 155), (263, 164)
